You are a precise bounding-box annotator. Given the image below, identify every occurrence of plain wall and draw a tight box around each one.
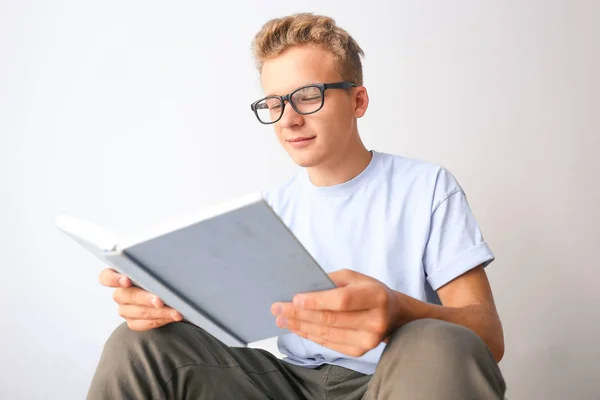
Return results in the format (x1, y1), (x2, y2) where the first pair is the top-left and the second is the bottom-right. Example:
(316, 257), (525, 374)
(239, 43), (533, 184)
(1, 1), (598, 398)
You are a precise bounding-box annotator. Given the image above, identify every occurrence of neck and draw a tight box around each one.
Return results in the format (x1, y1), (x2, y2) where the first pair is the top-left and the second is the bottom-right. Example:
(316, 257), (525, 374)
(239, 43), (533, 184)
(306, 137), (372, 187)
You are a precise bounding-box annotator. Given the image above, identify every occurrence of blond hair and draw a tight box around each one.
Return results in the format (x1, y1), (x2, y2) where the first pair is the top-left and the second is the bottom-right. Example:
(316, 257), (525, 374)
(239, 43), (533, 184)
(251, 13), (365, 86)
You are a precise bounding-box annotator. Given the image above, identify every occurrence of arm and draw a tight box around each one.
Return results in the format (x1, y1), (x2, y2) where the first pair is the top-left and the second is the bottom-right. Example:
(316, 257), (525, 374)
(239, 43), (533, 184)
(392, 265), (504, 362)
(272, 266), (504, 362)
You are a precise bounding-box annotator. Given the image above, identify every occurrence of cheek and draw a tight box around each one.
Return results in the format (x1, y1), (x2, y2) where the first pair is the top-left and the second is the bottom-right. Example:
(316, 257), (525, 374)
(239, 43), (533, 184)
(316, 106), (353, 137)
(273, 126), (284, 142)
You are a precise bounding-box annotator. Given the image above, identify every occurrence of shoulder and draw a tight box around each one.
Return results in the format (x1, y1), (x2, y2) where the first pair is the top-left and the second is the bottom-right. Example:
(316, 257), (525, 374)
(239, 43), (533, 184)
(375, 151), (440, 174)
(373, 151), (464, 208)
(374, 151), (458, 185)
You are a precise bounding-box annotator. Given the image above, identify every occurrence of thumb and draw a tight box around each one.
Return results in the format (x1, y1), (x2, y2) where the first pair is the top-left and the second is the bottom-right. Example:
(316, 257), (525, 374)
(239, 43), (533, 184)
(328, 269), (371, 287)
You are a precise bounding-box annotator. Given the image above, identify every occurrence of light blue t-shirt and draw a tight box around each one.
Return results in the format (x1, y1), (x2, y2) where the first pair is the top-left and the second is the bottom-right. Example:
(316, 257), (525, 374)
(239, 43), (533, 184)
(262, 150), (495, 375)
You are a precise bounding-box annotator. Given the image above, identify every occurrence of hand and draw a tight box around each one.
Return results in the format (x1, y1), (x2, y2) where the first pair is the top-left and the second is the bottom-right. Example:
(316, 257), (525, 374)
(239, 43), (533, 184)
(271, 269), (402, 357)
(99, 268), (183, 331)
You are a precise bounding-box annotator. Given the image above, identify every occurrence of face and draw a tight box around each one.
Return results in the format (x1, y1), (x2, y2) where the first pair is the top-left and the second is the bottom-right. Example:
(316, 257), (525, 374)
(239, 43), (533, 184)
(259, 46), (368, 168)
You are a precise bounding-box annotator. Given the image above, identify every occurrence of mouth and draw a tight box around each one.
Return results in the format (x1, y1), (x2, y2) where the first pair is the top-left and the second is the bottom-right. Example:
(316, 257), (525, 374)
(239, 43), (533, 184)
(287, 136), (316, 148)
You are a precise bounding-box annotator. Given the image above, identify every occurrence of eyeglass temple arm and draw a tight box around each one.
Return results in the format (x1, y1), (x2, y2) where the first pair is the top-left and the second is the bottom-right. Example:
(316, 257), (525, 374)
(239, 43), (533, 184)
(324, 82), (357, 90)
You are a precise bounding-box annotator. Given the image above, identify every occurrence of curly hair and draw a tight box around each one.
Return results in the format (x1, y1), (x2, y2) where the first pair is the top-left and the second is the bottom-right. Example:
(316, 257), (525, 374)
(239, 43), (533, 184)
(251, 13), (365, 86)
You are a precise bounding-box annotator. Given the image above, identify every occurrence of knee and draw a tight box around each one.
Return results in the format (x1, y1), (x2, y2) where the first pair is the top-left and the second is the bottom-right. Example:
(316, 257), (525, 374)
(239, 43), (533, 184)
(369, 319), (506, 399)
(101, 322), (149, 363)
(385, 318), (491, 364)
(106, 321), (143, 345)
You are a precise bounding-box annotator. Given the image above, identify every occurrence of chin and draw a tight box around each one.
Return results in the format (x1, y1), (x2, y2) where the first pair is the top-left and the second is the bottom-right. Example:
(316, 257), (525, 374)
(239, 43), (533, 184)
(287, 148), (324, 168)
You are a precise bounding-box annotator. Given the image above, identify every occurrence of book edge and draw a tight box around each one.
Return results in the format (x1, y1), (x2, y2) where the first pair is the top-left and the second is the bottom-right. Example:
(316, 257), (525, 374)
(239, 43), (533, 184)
(116, 191), (265, 249)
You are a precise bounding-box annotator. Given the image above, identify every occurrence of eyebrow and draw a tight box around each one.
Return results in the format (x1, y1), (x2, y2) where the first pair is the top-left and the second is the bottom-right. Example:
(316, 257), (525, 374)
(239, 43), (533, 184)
(265, 82), (319, 97)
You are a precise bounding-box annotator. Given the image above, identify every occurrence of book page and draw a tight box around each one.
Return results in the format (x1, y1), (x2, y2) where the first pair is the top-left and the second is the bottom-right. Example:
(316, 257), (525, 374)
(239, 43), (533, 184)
(54, 215), (119, 253)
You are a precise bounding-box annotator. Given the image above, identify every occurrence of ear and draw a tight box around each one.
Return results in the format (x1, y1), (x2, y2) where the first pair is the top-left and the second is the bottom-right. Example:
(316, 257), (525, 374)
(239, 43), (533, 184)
(353, 86), (369, 118)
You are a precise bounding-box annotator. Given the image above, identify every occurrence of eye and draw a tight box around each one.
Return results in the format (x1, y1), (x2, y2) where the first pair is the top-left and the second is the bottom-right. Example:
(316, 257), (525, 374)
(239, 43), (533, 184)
(293, 87), (322, 103)
(301, 95), (322, 102)
(263, 98), (282, 111)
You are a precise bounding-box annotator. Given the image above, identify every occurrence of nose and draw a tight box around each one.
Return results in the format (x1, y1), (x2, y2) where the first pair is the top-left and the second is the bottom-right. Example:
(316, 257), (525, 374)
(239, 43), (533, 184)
(278, 100), (304, 129)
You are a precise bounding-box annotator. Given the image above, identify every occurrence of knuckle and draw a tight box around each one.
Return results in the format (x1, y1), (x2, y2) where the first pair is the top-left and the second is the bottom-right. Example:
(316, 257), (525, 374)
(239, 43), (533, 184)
(337, 294), (350, 310)
(368, 314), (388, 334)
(376, 290), (388, 306)
(341, 269), (356, 279)
(165, 309), (176, 320)
(362, 335), (380, 350)
(321, 310), (335, 325)
(139, 308), (151, 320)
(140, 291), (153, 306)
(318, 325), (331, 338)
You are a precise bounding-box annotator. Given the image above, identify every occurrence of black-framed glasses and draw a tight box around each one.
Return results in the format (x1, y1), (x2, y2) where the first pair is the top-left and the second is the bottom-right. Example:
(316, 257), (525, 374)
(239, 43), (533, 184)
(250, 81), (357, 124)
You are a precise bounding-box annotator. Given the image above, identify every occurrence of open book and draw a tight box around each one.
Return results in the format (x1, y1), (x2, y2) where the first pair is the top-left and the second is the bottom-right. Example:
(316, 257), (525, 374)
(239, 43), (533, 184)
(55, 192), (335, 347)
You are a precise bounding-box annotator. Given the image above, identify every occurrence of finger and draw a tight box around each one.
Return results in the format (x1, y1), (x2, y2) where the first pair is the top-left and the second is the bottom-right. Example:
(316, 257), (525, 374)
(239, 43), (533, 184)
(279, 317), (382, 352)
(113, 287), (164, 308)
(99, 269), (131, 288)
(300, 335), (371, 358)
(293, 284), (382, 311)
(118, 305), (182, 321)
(273, 304), (387, 333)
(280, 317), (380, 357)
(126, 319), (174, 332)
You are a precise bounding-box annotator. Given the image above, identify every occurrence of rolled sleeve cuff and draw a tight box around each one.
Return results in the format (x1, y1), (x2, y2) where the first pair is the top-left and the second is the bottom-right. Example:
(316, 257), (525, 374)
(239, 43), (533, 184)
(426, 242), (495, 291)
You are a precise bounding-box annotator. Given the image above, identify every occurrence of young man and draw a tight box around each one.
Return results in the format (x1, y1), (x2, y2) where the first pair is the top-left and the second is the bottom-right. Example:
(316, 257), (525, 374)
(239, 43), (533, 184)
(89, 13), (506, 399)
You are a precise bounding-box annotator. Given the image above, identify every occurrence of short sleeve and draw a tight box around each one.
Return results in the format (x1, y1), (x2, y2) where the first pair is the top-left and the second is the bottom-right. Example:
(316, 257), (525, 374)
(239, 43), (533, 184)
(423, 169), (495, 291)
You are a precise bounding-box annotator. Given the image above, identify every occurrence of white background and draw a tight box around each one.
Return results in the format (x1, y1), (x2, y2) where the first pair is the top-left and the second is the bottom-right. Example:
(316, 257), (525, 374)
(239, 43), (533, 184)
(1, 1), (599, 399)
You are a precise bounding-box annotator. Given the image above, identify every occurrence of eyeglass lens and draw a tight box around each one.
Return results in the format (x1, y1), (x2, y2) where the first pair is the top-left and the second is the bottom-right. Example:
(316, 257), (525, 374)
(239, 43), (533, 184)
(255, 85), (323, 123)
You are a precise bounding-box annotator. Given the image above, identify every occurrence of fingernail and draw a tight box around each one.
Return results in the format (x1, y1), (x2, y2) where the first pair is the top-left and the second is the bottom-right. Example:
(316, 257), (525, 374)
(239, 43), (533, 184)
(151, 296), (163, 308)
(118, 276), (128, 287)
(171, 311), (182, 321)
(277, 317), (288, 328)
(272, 305), (283, 316)
(293, 296), (305, 308)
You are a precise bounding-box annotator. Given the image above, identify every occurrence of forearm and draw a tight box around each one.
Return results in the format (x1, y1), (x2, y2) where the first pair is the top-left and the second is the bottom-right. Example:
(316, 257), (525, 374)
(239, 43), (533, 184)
(392, 290), (505, 362)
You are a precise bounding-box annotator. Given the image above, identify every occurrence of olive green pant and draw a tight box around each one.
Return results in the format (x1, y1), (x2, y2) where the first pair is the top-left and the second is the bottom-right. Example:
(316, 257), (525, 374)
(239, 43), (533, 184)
(88, 319), (506, 399)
